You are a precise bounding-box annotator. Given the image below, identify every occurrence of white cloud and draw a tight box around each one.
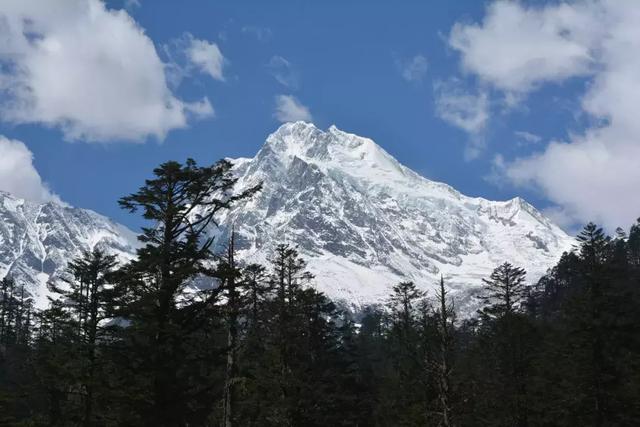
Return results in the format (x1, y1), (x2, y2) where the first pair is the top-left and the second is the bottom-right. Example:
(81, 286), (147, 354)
(514, 130), (542, 145)
(0, 135), (61, 204)
(184, 98), (214, 117)
(449, 1), (602, 94)
(273, 95), (312, 123)
(505, 132), (640, 230)
(268, 56), (299, 89)
(0, 0), (213, 143)
(241, 26), (273, 42)
(124, 0), (141, 10)
(450, 0), (640, 229)
(434, 80), (489, 134)
(542, 206), (582, 235)
(397, 54), (428, 83)
(185, 35), (226, 81)
(434, 78), (489, 159)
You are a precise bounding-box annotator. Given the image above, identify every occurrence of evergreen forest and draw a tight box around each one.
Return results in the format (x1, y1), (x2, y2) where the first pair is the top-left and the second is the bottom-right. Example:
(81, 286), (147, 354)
(1, 159), (639, 426)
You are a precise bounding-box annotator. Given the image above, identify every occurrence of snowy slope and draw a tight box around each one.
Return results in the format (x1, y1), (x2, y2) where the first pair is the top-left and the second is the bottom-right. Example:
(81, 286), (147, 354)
(0, 122), (573, 315)
(211, 122), (574, 315)
(0, 191), (138, 307)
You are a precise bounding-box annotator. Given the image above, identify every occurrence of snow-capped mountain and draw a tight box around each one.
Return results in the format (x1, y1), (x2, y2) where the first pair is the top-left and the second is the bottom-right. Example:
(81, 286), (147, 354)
(212, 122), (574, 315)
(0, 191), (138, 307)
(0, 122), (573, 316)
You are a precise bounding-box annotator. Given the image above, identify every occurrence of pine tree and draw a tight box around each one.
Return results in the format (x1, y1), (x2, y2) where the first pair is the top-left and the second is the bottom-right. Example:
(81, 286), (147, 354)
(433, 276), (455, 427)
(242, 263), (270, 331)
(388, 281), (424, 335)
(386, 281), (430, 425)
(220, 231), (242, 427)
(48, 248), (118, 427)
(575, 223), (612, 426)
(0, 277), (34, 423)
(529, 222), (640, 425)
(239, 243), (353, 426)
(477, 262), (527, 320)
(234, 263), (270, 424)
(267, 244), (313, 425)
(3, 164), (640, 427)
(32, 301), (80, 425)
(115, 158), (260, 426)
(351, 307), (390, 424)
(0, 276), (16, 346)
(628, 218), (640, 266)
(474, 263), (534, 427)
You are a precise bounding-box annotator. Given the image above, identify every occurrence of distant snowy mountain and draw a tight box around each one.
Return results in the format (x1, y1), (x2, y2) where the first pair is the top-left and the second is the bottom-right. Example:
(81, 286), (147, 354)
(0, 123), (573, 316)
(211, 122), (574, 315)
(0, 191), (137, 307)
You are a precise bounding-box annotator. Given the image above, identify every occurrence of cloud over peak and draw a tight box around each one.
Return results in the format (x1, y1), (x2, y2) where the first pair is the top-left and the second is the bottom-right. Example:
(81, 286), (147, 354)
(0, 136), (61, 204)
(273, 95), (312, 123)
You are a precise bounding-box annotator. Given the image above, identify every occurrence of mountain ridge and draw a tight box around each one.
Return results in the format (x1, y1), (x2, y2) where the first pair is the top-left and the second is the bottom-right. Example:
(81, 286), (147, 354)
(208, 122), (574, 315)
(0, 191), (138, 307)
(0, 123), (573, 315)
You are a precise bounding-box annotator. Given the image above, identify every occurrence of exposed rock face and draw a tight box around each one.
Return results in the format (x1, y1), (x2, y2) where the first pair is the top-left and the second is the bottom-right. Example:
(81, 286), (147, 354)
(0, 192), (137, 307)
(0, 122), (573, 316)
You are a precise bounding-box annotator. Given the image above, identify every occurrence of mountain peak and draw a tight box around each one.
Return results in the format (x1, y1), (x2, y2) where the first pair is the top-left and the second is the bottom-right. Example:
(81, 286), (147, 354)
(0, 123), (573, 316)
(261, 122), (407, 183)
(268, 121), (318, 141)
(218, 124), (574, 314)
(267, 121), (381, 152)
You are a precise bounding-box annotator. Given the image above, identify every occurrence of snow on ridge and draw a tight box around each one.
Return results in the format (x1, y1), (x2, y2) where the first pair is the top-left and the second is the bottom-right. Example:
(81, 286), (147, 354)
(218, 122), (574, 316)
(0, 123), (574, 316)
(259, 122), (530, 211)
(0, 191), (138, 308)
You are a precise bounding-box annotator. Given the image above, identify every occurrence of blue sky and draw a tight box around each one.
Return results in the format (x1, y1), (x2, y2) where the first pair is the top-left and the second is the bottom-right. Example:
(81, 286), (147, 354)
(0, 0), (638, 232)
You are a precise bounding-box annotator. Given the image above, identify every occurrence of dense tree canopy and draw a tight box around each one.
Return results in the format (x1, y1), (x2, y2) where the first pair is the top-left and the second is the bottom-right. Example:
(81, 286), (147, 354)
(0, 159), (638, 426)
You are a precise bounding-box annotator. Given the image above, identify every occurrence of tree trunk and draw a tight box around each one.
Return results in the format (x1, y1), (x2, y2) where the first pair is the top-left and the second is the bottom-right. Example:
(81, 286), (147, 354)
(222, 232), (238, 427)
(437, 276), (453, 427)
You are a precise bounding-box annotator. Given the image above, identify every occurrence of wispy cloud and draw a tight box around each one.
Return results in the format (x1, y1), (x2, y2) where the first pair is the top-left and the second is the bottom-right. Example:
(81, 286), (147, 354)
(242, 25), (273, 42)
(434, 78), (489, 159)
(268, 56), (299, 89)
(124, 0), (141, 10)
(397, 54), (428, 83)
(185, 35), (226, 81)
(514, 131), (542, 146)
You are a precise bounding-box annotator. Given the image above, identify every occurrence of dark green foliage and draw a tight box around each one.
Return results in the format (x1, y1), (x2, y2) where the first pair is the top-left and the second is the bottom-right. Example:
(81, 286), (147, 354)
(113, 159), (259, 426)
(526, 222), (640, 426)
(1, 159), (639, 426)
(0, 276), (34, 348)
(477, 262), (527, 320)
(0, 276), (35, 424)
(233, 244), (359, 426)
(432, 276), (455, 427)
(50, 249), (118, 426)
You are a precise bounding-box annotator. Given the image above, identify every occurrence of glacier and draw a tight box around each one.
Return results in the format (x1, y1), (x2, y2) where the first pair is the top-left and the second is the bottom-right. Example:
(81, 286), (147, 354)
(210, 122), (574, 315)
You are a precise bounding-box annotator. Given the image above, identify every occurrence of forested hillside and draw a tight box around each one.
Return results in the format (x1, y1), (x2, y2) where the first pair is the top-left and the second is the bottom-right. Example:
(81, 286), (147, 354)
(1, 159), (638, 426)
